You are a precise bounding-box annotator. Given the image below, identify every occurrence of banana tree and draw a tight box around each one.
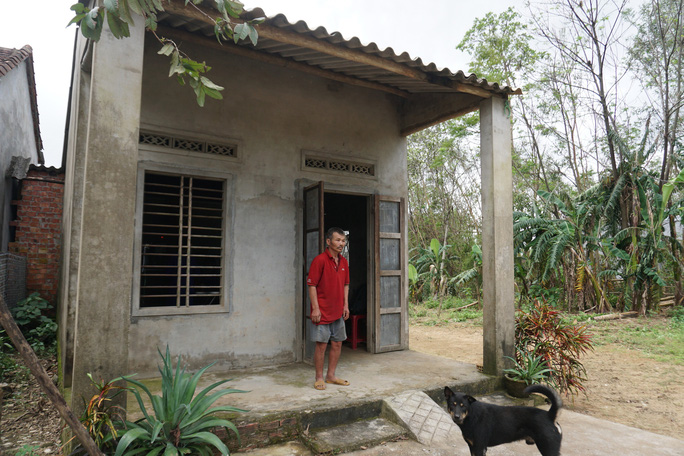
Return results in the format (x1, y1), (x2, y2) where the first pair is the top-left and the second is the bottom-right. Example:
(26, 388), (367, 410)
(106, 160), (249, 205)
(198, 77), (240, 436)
(514, 189), (610, 312)
(410, 238), (455, 314)
(624, 168), (684, 313)
(451, 243), (483, 306)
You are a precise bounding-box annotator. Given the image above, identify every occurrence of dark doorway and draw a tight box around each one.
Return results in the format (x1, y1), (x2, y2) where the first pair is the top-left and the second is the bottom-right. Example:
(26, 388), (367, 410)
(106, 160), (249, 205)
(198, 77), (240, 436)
(324, 192), (369, 349)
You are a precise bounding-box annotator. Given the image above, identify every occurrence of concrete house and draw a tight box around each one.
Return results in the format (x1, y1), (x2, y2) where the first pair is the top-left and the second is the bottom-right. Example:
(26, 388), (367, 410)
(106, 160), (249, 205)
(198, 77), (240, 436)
(60, 4), (518, 406)
(0, 45), (44, 253)
(0, 45), (44, 308)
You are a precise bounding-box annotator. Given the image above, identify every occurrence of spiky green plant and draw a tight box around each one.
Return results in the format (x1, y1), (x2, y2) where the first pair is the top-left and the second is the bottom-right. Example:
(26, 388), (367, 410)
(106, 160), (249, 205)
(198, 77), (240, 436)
(113, 347), (246, 456)
(503, 347), (555, 385)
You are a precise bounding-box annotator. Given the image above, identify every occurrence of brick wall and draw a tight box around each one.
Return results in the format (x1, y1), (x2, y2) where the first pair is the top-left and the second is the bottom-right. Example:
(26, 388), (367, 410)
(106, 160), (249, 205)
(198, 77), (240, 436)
(8, 166), (64, 305)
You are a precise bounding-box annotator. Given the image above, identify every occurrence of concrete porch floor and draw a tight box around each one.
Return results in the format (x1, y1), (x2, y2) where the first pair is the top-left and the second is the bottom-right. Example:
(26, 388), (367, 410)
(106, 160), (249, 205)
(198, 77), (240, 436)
(200, 346), (496, 415)
(129, 345), (496, 414)
(128, 346), (497, 449)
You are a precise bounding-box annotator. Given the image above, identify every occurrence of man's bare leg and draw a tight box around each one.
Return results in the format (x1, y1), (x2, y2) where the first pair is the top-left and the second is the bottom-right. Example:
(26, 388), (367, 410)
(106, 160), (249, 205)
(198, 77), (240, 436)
(326, 340), (343, 382)
(314, 342), (328, 388)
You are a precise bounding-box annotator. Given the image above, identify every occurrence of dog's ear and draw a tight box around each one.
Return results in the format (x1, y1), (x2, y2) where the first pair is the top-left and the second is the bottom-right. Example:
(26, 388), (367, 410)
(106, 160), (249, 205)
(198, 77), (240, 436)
(466, 395), (477, 404)
(444, 387), (454, 399)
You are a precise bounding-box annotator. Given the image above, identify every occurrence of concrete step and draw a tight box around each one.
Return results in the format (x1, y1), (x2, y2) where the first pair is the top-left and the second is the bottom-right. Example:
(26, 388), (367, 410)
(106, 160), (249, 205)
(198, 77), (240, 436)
(306, 417), (408, 454)
(383, 389), (462, 446)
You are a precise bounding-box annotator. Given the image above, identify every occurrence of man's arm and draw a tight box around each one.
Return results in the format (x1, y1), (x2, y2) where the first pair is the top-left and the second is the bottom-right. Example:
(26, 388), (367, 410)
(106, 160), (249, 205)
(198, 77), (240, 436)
(309, 286), (321, 323)
(343, 284), (350, 320)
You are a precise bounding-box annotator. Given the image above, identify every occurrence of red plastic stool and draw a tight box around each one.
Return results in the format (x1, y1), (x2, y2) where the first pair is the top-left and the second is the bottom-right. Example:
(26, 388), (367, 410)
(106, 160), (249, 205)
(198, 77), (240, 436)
(348, 314), (366, 350)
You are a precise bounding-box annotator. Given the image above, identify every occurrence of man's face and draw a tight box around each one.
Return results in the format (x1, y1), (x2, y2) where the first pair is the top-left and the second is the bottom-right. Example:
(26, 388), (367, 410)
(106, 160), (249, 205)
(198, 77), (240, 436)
(327, 232), (347, 254)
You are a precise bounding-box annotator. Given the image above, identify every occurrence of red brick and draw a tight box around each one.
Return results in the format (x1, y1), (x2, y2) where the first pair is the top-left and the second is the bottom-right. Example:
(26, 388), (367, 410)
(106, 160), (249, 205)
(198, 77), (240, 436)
(279, 417), (297, 427)
(11, 170), (64, 304)
(259, 420), (280, 430)
(238, 423), (258, 435)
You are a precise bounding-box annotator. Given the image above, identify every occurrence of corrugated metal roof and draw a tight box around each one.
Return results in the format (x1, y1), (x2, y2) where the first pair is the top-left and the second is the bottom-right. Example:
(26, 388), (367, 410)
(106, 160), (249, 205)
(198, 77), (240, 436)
(158, 6), (521, 98)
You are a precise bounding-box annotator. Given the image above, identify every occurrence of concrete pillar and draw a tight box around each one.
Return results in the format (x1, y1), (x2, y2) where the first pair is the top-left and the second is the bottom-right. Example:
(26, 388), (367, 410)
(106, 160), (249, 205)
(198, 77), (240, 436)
(69, 20), (144, 411)
(479, 96), (514, 376)
(59, 31), (91, 389)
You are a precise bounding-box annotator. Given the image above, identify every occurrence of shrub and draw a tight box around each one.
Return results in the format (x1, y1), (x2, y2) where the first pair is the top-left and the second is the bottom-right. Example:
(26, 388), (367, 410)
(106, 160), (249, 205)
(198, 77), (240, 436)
(514, 300), (593, 395)
(11, 293), (57, 353)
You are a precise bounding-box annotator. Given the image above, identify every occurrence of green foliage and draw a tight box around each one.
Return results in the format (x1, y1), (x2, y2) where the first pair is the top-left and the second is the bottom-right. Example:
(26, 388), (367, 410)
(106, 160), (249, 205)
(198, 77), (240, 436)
(503, 347), (555, 385)
(69, 374), (130, 454)
(448, 309), (482, 323)
(526, 284), (563, 309)
(515, 300), (594, 395)
(0, 350), (29, 384)
(410, 299), (482, 326)
(671, 306), (684, 329)
(68, 1), (262, 106)
(590, 315), (684, 364)
(410, 238), (455, 302)
(456, 7), (545, 86)
(113, 346), (246, 455)
(451, 243), (482, 293)
(9, 293), (57, 354)
(13, 446), (41, 456)
(407, 116), (481, 300)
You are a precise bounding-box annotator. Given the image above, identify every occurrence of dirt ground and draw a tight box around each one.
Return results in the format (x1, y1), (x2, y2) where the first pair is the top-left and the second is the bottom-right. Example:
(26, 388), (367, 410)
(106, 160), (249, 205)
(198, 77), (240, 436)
(0, 356), (62, 454)
(409, 319), (684, 440)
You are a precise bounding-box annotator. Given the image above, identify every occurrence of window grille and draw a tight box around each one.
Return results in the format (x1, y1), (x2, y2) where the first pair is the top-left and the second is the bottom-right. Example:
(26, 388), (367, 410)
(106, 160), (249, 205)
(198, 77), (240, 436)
(139, 132), (237, 158)
(140, 172), (224, 308)
(303, 155), (375, 177)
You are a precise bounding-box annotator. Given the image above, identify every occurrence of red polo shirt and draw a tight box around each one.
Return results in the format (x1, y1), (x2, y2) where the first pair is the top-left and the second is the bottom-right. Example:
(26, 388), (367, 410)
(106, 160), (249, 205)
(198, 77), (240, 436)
(307, 250), (350, 325)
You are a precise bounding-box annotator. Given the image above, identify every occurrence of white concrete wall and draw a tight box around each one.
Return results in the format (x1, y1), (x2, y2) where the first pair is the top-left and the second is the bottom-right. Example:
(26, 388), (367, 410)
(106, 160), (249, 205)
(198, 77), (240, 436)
(126, 39), (408, 375)
(0, 61), (40, 250)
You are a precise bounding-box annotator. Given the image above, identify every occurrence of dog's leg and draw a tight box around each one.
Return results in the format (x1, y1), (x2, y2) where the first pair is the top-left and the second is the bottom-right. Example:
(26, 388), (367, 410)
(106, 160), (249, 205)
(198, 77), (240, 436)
(535, 438), (561, 456)
(469, 444), (487, 456)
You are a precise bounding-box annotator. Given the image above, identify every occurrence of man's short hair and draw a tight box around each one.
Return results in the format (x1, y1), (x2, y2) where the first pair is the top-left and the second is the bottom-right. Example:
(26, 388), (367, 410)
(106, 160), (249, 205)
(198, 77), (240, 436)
(325, 227), (346, 240)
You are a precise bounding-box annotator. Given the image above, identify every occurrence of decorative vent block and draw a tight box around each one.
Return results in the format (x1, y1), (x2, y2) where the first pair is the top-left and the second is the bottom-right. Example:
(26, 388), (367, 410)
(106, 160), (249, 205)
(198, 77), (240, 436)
(139, 132), (237, 158)
(304, 155), (375, 177)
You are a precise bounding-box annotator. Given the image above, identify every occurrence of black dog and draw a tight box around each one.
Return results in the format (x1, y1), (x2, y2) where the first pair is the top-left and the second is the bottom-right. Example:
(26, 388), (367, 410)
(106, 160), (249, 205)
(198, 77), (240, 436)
(444, 384), (562, 456)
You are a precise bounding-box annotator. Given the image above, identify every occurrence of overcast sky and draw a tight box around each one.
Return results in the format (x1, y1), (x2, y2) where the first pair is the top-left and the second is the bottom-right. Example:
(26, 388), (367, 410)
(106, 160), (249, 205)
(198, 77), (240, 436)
(0, 0), (514, 167)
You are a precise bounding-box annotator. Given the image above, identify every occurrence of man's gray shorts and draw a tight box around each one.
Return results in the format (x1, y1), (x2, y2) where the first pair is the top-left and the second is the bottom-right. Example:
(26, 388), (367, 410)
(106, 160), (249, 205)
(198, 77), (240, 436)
(311, 317), (347, 343)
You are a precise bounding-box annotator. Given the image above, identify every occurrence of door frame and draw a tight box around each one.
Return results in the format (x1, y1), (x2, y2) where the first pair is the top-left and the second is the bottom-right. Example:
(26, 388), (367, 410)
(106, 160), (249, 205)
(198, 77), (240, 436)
(302, 181), (325, 362)
(299, 182), (407, 359)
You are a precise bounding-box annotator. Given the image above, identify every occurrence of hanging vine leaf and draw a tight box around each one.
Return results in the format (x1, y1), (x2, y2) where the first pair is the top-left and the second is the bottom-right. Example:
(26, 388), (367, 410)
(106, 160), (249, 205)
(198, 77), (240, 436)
(68, 0), (262, 106)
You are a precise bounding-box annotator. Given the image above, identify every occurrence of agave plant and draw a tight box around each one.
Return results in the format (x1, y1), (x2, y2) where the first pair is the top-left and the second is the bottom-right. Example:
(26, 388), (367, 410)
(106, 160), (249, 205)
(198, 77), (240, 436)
(113, 346), (246, 456)
(503, 347), (555, 386)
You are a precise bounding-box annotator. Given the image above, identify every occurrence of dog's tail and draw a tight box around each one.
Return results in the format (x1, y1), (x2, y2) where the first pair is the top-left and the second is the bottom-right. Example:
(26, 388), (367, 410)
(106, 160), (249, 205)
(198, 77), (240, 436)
(524, 384), (562, 422)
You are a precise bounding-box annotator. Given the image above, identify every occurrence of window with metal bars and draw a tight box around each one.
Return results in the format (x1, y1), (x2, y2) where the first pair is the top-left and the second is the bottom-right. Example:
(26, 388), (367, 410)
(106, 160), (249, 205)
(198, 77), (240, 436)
(140, 171), (224, 308)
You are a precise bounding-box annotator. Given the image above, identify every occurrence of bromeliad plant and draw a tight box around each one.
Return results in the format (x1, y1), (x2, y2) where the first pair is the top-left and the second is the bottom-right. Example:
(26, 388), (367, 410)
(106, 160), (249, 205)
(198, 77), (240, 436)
(514, 300), (594, 396)
(114, 346), (247, 456)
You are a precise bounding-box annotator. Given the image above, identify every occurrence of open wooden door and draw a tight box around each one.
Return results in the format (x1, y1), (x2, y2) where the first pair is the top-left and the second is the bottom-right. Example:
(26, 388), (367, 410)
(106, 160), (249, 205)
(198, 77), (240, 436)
(303, 182), (324, 361)
(373, 195), (408, 352)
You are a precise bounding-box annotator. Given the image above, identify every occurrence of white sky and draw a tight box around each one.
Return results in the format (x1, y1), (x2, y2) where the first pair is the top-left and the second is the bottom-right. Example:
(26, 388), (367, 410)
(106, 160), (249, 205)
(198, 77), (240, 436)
(0, 0), (515, 167)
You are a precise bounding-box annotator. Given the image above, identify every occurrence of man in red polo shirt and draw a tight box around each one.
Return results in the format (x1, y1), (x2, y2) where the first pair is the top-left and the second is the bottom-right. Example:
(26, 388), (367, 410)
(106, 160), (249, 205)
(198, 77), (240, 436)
(307, 227), (350, 390)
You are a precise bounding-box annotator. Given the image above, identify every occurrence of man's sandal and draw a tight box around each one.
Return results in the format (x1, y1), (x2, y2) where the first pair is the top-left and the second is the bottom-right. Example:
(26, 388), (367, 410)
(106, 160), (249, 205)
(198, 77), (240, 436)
(325, 378), (350, 386)
(314, 380), (326, 390)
